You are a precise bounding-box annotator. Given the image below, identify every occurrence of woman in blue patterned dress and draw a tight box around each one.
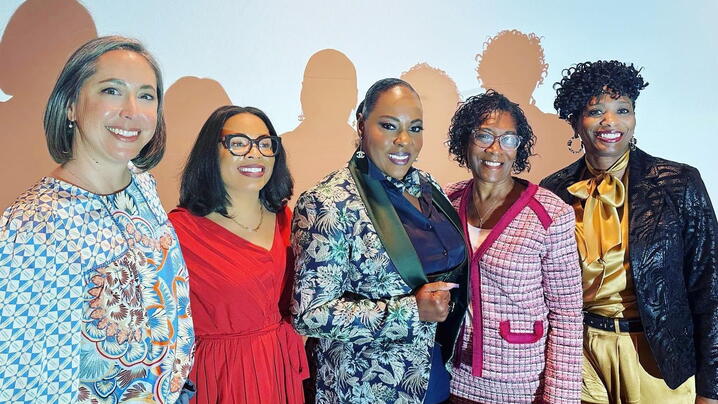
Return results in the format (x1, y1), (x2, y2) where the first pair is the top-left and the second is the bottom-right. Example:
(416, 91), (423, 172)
(291, 78), (469, 404)
(0, 36), (195, 403)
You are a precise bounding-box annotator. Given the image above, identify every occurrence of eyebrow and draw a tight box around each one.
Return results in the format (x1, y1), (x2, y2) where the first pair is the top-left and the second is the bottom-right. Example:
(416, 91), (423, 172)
(98, 78), (157, 92)
(221, 130), (271, 137)
(477, 127), (516, 135)
(591, 98), (633, 107)
(378, 115), (423, 124)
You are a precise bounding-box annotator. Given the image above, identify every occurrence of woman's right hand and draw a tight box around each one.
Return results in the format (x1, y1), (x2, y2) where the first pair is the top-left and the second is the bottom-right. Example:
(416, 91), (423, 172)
(415, 282), (459, 322)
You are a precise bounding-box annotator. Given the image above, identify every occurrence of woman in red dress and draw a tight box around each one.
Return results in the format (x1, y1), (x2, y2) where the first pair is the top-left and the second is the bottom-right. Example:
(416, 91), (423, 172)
(168, 105), (307, 403)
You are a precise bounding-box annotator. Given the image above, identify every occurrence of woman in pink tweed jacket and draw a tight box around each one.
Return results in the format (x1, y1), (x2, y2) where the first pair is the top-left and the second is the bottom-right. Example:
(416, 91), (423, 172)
(444, 91), (583, 403)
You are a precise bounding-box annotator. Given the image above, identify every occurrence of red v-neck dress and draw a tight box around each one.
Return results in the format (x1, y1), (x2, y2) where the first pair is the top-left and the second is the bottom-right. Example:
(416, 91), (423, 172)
(168, 207), (308, 404)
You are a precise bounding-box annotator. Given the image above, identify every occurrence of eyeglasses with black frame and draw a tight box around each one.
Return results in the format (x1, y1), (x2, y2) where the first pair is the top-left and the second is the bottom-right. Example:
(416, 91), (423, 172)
(219, 134), (281, 157)
(470, 130), (521, 151)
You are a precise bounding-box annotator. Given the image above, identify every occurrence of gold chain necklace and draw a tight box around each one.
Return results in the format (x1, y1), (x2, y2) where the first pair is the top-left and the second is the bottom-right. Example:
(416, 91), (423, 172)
(477, 198), (502, 228)
(229, 206), (264, 232)
(474, 180), (515, 228)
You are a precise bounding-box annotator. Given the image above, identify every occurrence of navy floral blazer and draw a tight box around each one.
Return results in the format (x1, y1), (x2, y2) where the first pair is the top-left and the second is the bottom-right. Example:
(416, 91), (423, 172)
(291, 157), (468, 404)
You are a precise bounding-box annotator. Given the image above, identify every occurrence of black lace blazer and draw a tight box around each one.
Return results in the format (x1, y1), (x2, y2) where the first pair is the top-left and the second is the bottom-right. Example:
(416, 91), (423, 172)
(540, 147), (718, 399)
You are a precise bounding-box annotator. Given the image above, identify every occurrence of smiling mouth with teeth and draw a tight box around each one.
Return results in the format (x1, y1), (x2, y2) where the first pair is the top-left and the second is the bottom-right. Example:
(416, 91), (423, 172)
(238, 165), (266, 178)
(388, 153), (410, 165)
(107, 127), (140, 138)
(482, 160), (503, 167)
(596, 131), (623, 142)
(239, 167), (263, 173)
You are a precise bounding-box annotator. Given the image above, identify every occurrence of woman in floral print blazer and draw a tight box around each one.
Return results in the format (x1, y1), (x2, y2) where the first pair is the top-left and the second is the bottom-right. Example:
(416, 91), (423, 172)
(291, 79), (468, 404)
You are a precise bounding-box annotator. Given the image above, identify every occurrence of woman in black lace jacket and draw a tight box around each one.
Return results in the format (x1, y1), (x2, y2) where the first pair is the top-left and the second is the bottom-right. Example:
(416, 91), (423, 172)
(541, 60), (717, 404)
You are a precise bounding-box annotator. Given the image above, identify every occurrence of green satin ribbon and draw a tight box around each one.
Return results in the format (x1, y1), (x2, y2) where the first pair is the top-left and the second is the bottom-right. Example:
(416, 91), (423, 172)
(348, 154), (427, 289)
(347, 153), (466, 291)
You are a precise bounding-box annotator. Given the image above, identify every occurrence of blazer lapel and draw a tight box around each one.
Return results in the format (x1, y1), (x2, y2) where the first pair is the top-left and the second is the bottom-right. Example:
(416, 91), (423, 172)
(348, 156), (428, 290)
(553, 158), (586, 205)
(627, 148), (664, 280)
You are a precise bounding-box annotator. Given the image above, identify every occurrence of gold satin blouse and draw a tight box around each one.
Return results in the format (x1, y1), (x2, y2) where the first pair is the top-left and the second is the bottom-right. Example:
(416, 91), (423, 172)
(568, 151), (638, 318)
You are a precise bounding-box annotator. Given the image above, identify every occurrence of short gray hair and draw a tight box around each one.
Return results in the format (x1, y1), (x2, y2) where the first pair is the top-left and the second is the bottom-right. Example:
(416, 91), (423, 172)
(43, 35), (166, 170)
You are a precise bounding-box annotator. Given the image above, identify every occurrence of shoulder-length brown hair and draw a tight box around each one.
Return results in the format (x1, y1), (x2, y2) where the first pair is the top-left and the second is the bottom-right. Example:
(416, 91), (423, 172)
(44, 35), (166, 170)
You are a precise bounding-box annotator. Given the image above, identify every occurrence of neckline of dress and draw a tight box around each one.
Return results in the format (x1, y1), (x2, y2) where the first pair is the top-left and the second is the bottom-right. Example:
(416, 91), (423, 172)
(43, 173), (134, 197)
(198, 210), (280, 253)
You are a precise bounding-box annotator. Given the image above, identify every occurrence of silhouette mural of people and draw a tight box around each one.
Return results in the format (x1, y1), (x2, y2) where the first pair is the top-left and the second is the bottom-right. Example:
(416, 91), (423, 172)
(0, 0), (97, 209)
(476, 30), (575, 183)
(401, 62), (468, 186)
(153, 76), (232, 210)
(281, 49), (358, 202)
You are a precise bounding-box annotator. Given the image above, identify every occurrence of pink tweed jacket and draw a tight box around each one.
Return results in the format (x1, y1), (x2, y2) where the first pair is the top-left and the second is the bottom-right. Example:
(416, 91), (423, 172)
(445, 179), (583, 404)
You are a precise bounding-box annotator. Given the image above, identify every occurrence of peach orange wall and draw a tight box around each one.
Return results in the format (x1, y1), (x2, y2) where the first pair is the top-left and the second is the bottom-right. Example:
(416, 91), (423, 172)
(1, 0), (716, 210)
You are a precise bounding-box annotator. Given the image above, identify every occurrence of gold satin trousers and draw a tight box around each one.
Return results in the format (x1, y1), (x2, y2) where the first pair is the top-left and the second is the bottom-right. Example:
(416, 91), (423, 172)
(581, 325), (695, 403)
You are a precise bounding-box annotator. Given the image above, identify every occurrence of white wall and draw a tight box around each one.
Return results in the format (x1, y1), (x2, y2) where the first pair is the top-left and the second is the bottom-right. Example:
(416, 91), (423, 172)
(1, 0), (716, 210)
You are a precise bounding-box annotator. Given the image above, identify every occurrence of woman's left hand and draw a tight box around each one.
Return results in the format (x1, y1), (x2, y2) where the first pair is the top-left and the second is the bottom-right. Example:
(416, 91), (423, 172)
(414, 282), (459, 322)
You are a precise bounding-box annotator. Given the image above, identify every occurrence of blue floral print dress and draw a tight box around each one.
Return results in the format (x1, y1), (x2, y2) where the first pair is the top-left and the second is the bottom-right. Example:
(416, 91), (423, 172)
(0, 170), (194, 403)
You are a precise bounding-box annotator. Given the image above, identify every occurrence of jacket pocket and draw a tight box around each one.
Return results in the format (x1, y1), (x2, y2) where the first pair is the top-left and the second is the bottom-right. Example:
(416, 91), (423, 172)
(499, 320), (544, 344)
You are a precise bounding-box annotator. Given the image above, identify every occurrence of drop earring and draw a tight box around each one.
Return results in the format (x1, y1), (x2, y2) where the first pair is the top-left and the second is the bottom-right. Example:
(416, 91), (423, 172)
(356, 124), (366, 158)
(356, 139), (365, 159)
(629, 136), (637, 151)
(567, 133), (584, 154)
(68, 121), (74, 129)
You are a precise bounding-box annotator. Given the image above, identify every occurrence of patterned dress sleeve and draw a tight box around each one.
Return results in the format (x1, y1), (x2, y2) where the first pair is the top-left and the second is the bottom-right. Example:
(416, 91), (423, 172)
(290, 190), (422, 345)
(0, 192), (82, 403)
(540, 202), (583, 403)
(137, 171), (196, 390)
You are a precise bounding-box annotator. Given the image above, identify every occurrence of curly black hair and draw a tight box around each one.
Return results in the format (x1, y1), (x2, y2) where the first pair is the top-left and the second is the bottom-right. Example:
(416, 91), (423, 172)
(554, 60), (649, 127)
(447, 90), (535, 174)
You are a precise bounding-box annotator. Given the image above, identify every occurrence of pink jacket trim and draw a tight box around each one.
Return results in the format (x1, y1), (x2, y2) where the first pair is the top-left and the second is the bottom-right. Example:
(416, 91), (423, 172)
(458, 180), (544, 376)
(499, 320), (544, 344)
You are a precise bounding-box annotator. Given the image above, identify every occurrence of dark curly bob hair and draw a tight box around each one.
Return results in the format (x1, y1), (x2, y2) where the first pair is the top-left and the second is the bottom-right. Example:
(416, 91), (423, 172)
(554, 60), (649, 127)
(447, 90), (535, 174)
